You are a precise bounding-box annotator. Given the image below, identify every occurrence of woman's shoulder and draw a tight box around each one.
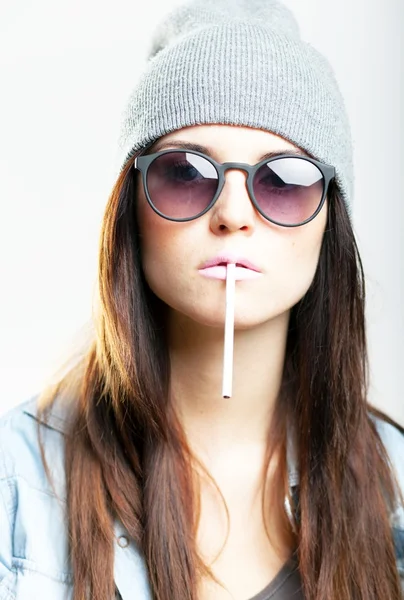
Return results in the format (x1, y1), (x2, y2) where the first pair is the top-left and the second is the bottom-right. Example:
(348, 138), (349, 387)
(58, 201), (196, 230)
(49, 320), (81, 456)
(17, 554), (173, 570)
(0, 394), (152, 600)
(370, 410), (404, 535)
(0, 394), (74, 599)
(370, 409), (404, 496)
(369, 410), (404, 582)
(0, 393), (70, 495)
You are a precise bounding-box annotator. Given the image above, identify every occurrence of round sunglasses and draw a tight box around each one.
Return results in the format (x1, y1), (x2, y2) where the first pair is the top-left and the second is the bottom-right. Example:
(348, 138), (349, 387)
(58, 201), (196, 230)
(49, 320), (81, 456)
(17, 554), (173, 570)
(133, 148), (335, 227)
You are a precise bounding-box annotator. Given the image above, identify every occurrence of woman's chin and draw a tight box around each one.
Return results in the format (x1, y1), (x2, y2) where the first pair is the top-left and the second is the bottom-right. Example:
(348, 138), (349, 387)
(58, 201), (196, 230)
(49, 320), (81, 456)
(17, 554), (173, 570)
(171, 305), (289, 331)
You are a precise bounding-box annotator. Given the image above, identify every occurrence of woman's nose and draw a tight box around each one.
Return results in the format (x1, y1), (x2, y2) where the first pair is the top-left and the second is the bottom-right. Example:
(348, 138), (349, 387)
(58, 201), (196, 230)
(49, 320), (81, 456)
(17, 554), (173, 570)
(209, 168), (256, 235)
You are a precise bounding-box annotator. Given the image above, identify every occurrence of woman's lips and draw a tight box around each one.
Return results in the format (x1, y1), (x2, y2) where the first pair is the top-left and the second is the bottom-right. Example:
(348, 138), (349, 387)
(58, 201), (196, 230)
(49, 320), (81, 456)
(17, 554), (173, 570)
(198, 265), (263, 280)
(198, 254), (262, 281)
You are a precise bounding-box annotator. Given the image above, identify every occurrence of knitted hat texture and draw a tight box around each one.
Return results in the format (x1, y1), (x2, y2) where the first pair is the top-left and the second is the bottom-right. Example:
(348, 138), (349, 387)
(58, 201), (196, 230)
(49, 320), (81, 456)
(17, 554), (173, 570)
(116, 0), (354, 212)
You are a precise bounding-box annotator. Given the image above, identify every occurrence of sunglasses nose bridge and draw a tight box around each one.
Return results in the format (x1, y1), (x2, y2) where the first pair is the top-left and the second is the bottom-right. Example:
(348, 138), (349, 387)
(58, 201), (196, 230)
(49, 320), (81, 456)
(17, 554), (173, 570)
(219, 162), (253, 193)
(221, 161), (252, 176)
(215, 162), (255, 212)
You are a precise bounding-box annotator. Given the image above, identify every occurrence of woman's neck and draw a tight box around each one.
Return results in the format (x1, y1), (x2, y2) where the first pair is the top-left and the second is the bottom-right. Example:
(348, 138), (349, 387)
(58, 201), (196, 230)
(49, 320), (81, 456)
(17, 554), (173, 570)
(167, 309), (290, 455)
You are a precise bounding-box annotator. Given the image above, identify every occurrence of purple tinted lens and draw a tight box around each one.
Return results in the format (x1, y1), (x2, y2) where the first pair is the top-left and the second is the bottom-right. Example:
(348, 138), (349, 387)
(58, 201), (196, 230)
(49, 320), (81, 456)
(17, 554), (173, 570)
(146, 151), (218, 219)
(253, 157), (324, 225)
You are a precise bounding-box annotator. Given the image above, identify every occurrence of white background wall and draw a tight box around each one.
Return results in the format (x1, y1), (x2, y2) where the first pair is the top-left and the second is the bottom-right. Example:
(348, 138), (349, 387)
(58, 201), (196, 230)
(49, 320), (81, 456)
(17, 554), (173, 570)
(0, 0), (403, 423)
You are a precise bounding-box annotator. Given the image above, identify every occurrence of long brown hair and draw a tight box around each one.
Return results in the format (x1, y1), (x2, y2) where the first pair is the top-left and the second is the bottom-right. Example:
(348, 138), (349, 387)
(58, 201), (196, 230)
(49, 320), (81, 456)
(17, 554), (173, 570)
(38, 152), (404, 599)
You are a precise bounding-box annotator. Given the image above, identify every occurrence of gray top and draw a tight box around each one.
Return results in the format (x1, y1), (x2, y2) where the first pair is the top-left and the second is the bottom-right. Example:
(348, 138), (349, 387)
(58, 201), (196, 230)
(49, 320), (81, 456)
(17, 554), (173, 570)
(115, 553), (303, 600)
(247, 553), (303, 600)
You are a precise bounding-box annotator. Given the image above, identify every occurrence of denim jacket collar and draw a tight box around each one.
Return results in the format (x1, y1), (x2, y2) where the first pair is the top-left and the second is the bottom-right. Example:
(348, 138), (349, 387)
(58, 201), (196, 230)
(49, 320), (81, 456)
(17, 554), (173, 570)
(23, 393), (301, 485)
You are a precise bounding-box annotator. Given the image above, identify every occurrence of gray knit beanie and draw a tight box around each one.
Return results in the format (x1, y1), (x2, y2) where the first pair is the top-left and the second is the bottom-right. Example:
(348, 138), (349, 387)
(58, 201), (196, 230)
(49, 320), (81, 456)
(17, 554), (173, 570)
(116, 0), (354, 213)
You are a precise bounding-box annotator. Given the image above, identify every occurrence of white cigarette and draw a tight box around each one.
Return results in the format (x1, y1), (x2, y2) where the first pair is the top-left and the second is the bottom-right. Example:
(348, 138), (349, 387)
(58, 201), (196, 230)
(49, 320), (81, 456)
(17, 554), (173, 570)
(222, 263), (236, 398)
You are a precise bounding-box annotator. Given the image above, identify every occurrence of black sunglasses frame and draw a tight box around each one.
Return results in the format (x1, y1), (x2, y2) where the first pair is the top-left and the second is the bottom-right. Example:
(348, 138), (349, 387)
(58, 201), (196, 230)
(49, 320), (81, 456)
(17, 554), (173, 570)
(133, 148), (336, 227)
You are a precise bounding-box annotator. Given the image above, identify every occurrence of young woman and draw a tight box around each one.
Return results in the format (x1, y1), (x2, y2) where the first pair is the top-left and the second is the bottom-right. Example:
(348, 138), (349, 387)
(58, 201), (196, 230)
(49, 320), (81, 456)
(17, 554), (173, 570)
(1, 1), (403, 599)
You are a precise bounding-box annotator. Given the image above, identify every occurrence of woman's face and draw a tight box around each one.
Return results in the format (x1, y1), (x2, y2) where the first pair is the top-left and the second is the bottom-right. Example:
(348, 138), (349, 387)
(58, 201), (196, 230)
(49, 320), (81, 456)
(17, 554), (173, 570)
(135, 124), (328, 329)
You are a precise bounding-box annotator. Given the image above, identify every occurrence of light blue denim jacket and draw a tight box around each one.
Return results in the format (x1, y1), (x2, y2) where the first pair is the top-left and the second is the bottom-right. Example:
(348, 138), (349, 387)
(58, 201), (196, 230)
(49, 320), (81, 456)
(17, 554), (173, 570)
(0, 394), (403, 599)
